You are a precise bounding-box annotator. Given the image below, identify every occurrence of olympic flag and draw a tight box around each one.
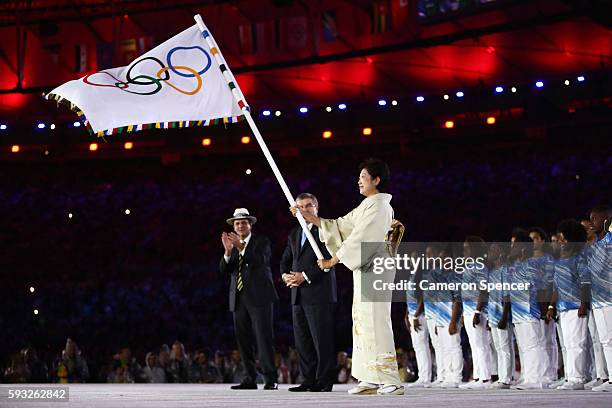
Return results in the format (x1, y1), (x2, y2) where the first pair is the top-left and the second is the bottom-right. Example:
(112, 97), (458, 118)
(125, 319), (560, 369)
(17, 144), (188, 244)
(45, 21), (246, 137)
(45, 15), (328, 263)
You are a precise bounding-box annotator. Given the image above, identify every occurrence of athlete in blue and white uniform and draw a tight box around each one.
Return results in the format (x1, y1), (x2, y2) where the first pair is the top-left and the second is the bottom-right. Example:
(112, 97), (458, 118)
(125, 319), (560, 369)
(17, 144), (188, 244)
(509, 230), (549, 389)
(547, 219), (591, 390)
(404, 253), (432, 388)
(459, 237), (493, 389)
(488, 242), (515, 388)
(586, 207), (612, 392)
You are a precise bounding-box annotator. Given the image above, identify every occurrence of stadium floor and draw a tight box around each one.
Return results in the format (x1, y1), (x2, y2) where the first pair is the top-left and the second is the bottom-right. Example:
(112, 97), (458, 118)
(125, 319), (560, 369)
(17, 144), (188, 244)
(0, 383), (609, 408)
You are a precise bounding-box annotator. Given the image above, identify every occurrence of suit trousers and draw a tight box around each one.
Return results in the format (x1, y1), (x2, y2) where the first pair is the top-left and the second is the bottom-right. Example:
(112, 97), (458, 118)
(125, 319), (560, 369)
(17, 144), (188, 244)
(292, 302), (336, 386)
(233, 292), (277, 384)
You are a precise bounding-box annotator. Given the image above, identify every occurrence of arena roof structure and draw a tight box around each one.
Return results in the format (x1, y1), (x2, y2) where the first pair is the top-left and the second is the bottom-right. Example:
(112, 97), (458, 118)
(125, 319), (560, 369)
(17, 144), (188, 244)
(0, 0), (609, 159)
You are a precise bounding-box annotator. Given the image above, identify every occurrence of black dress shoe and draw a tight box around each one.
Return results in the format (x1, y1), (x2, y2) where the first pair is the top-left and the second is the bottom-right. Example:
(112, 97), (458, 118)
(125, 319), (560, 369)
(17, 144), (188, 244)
(289, 384), (313, 392)
(309, 383), (333, 392)
(263, 382), (278, 390)
(231, 382), (257, 390)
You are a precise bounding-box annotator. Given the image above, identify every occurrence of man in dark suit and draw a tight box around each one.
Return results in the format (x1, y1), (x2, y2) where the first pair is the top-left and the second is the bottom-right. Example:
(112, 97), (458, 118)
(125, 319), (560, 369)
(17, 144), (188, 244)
(220, 208), (279, 390)
(283, 193), (337, 392)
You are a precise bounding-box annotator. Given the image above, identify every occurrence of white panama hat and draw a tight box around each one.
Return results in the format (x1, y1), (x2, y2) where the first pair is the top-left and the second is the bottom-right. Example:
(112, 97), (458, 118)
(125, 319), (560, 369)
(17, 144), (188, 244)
(226, 208), (257, 225)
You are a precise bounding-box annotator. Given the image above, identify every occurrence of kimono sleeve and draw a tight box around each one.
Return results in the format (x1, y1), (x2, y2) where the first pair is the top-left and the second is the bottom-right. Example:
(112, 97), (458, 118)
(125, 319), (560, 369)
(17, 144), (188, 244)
(324, 201), (388, 271)
(319, 208), (356, 257)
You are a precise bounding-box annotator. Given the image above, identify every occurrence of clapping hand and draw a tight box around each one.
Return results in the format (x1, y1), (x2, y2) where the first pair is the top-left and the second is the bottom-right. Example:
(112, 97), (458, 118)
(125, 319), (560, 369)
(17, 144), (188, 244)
(227, 232), (244, 251)
(221, 232), (233, 255)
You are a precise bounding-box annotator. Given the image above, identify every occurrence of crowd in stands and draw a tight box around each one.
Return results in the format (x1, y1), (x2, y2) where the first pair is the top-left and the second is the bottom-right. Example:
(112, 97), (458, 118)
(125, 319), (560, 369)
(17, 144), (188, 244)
(2, 339), (362, 385)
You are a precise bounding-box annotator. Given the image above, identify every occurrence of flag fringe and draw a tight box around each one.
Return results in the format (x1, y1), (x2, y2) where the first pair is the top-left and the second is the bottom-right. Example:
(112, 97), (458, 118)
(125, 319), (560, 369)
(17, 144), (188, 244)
(43, 92), (246, 138)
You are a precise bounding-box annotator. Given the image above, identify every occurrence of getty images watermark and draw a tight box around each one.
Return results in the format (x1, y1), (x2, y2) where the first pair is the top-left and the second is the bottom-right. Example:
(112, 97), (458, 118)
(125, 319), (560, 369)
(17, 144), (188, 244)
(360, 242), (542, 303)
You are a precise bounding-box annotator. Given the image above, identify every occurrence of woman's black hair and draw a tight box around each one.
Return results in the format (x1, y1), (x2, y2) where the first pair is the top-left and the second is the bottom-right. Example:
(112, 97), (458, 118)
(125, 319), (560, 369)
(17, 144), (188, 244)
(358, 158), (390, 192)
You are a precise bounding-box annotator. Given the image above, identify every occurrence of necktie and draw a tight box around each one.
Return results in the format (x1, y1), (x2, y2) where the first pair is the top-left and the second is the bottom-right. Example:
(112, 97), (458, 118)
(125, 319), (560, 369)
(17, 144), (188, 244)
(237, 253), (244, 291)
(301, 230), (307, 248)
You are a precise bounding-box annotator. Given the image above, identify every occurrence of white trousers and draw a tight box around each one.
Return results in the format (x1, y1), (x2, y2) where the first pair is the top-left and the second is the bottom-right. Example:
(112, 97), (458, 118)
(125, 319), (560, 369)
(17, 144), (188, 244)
(556, 320), (567, 378)
(437, 322), (464, 383)
(427, 317), (444, 382)
(490, 333), (498, 376)
(514, 320), (548, 384)
(593, 306), (612, 378)
(464, 313), (492, 380)
(410, 314), (432, 383)
(543, 320), (559, 381)
(558, 309), (589, 383)
(491, 326), (515, 384)
(588, 310), (609, 380)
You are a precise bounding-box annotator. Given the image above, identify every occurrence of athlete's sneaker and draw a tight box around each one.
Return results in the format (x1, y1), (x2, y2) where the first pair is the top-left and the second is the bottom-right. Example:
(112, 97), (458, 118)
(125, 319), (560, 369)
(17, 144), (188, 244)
(491, 381), (511, 389)
(512, 382), (546, 390)
(348, 381), (379, 395)
(441, 381), (459, 388)
(426, 379), (445, 388)
(585, 378), (606, 390)
(407, 379), (431, 388)
(459, 380), (479, 390)
(471, 380), (492, 389)
(592, 381), (612, 392)
(377, 384), (405, 395)
(549, 377), (565, 389)
(557, 381), (584, 390)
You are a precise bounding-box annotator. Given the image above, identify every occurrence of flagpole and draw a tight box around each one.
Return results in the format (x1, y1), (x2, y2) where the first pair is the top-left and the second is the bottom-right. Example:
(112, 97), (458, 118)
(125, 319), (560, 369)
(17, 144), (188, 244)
(194, 15), (329, 265)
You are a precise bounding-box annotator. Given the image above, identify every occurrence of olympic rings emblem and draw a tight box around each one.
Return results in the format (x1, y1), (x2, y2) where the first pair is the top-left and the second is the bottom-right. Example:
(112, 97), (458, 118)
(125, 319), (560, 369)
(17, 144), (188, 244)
(82, 46), (211, 96)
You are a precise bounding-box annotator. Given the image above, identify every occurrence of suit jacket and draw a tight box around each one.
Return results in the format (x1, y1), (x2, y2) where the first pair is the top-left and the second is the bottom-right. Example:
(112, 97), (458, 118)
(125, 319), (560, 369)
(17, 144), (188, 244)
(280, 225), (337, 305)
(219, 233), (279, 312)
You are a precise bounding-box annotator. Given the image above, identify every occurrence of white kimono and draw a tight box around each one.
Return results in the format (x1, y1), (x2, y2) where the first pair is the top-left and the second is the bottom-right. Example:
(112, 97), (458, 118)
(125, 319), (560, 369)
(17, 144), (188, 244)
(319, 193), (401, 385)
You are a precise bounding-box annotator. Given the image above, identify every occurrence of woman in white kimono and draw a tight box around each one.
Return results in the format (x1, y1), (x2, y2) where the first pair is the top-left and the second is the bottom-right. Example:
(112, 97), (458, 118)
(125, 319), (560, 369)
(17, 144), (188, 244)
(292, 158), (404, 395)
